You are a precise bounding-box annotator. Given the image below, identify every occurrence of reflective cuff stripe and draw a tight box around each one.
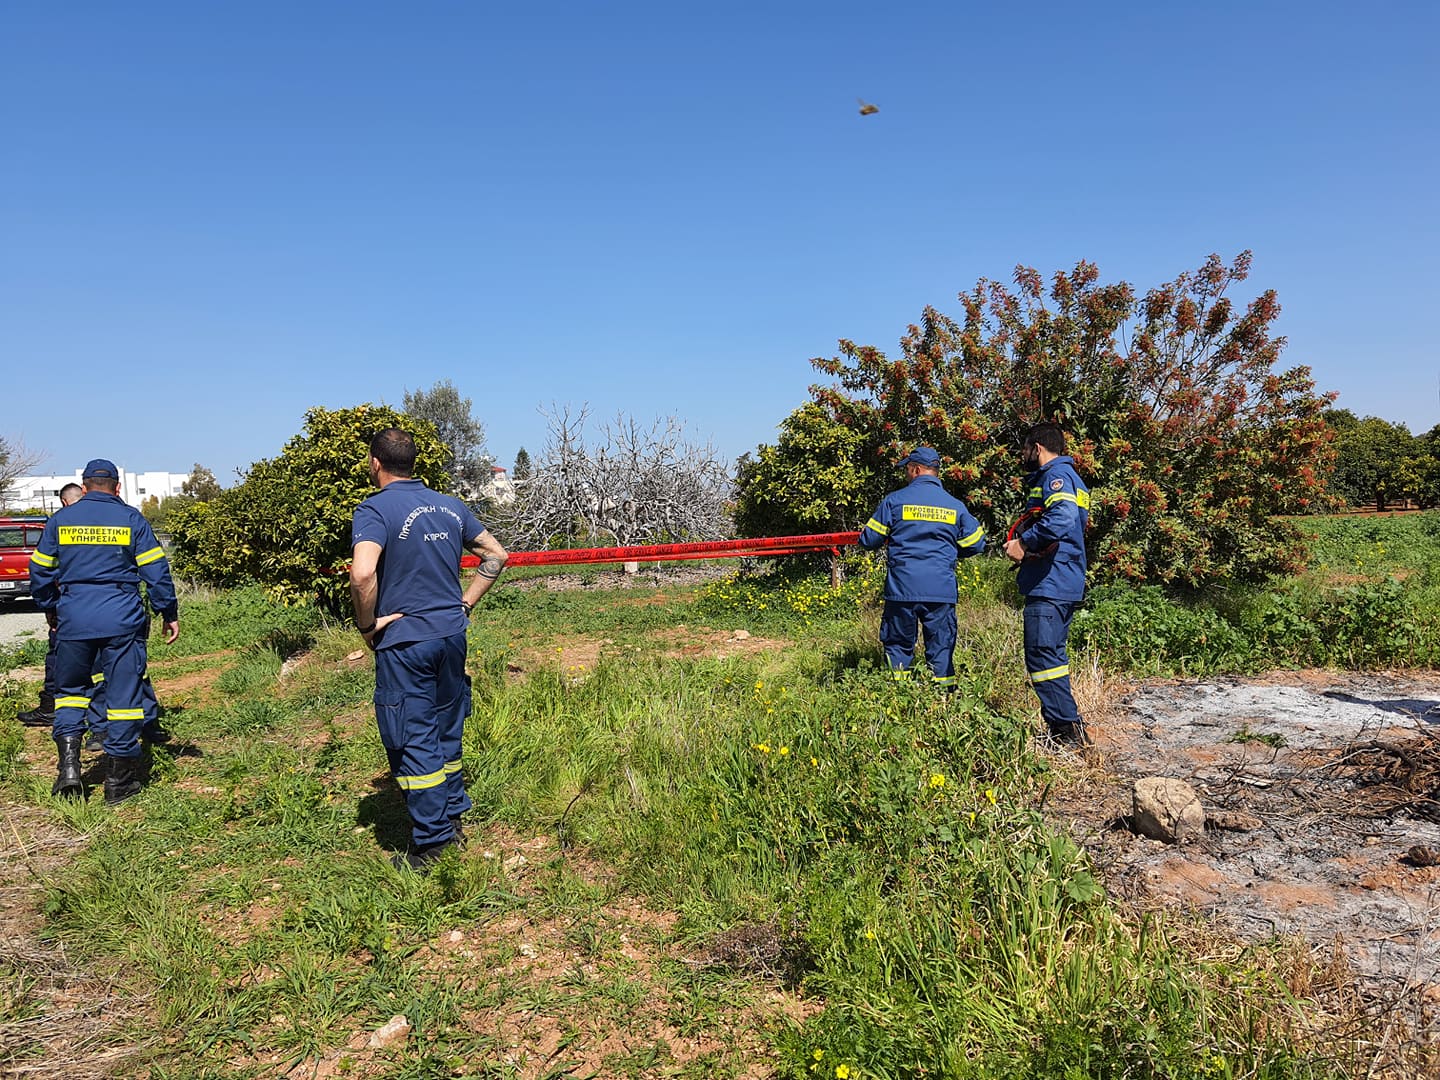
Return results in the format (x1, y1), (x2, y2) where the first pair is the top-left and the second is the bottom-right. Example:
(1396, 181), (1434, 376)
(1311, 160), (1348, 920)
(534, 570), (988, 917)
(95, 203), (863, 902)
(958, 526), (985, 548)
(30, 551), (58, 568)
(443, 760), (462, 774)
(395, 769), (447, 791)
(136, 546), (167, 566)
(107, 708), (145, 720)
(891, 668), (912, 680)
(932, 675), (957, 686)
(1027, 487), (1042, 498)
(91, 672), (106, 685)
(864, 518), (889, 537)
(1030, 665), (1070, 684)
(56, 696), (92, 709)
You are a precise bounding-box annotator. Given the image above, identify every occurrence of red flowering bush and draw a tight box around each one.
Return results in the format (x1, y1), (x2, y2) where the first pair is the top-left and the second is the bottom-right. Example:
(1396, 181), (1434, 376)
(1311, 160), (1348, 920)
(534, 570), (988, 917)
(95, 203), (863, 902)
(738, 253), (1335, 589)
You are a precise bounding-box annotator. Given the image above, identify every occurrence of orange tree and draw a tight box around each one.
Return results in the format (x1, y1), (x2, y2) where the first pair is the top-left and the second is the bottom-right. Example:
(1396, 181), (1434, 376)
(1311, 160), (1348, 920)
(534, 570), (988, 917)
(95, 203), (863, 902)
(167, 404), (449, 609)
(736, 252), (1336, 588)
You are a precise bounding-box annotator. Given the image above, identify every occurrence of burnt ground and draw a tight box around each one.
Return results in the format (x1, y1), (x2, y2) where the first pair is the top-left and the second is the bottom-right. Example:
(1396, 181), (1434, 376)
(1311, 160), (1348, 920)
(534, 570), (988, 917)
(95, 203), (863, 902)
(1062, 671), (1440, 1026)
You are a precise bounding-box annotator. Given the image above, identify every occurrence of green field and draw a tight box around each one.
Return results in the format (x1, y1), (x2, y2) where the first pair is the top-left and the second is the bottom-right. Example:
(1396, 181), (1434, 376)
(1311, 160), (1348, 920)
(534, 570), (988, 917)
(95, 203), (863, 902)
(3, 514), (1438, 1079)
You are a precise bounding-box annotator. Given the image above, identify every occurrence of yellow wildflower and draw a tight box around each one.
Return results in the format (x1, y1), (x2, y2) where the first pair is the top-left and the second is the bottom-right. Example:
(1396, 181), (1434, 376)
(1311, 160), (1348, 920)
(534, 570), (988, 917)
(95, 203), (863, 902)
(778, 746), (789, 756)
(929, 773), (945, 789)
(985, 788), (997, 805)
(836, 1066), (851, 1079)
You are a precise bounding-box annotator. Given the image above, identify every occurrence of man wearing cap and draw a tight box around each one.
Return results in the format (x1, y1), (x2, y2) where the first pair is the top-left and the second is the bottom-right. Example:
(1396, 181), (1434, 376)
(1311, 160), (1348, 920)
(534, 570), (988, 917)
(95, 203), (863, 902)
(28, 459), (180, 803)
(1003, 423), (1092, 747)
(859, 447), (986, 687)
(350, 428), (509, 871)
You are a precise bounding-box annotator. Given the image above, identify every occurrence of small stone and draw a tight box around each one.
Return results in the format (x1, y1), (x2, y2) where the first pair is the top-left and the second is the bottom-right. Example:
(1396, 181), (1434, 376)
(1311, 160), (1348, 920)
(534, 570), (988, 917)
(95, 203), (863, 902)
(367, 1014), (411, 1049)
(346, 649), (367, 662)
(519, 942), (537, 958)
(733, 630), (751, 640)
(1131, 777), (1206, 844)
(448, 930), (464, 943)
(1404, 845), (1440, 867)
(503, 853), (527, 871)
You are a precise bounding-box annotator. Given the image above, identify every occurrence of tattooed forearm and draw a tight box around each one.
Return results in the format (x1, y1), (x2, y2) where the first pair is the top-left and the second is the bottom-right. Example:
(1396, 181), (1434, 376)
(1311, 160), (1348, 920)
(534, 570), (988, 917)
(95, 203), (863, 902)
(478, 556), (504, 580)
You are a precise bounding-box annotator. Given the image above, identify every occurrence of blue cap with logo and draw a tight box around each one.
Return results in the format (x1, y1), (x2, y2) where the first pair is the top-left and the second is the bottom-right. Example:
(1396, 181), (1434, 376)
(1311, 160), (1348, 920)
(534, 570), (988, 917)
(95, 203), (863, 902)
(900, 447), (941, 468)
(82, 458), (119, 480)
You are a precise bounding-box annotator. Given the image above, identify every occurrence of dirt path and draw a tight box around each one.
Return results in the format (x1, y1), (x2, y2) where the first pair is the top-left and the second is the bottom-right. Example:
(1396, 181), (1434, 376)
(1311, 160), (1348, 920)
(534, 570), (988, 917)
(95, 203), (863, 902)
(0, 801), (149, 1078)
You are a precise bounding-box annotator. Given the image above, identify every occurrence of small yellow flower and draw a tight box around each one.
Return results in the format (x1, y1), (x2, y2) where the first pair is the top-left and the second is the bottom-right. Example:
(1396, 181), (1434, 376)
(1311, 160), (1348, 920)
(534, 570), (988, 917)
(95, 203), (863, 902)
(810, 756), (819, 767)
(864, 929), (875, 940)
(778, 745), (789, 756)
(753, 742), (771, 754)
(985, 787), (997, 805)
(813, 1050), (824, 1062)
(836, 1066), (851, 1079)
(755, 680), (764, 690)
(929, 773), (945, 789)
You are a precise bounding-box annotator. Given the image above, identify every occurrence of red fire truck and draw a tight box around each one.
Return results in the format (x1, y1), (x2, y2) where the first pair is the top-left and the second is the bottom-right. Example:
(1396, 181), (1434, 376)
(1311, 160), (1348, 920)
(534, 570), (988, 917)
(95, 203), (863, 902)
(0, 516), (46, 603)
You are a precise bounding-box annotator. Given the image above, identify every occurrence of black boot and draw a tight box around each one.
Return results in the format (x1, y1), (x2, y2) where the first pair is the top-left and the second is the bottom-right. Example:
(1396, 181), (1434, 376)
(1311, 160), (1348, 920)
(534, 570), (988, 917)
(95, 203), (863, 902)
(51, 734), (84, 799)
(104, 755), (144, 806)
(19, 695), (56, 727)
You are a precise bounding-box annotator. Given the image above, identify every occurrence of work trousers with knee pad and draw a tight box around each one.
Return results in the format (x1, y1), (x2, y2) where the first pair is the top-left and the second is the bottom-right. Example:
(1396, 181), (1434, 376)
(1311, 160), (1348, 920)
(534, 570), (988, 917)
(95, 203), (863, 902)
(374, 632), (473, 849)
(53, 632), (149, 757)
(880, 600), (958, 687)
(1023, 598), (1081, 730)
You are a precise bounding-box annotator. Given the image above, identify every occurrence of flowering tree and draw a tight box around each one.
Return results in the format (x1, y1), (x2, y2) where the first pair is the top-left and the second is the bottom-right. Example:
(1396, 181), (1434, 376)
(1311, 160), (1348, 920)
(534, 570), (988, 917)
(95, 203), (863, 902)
(756, 253), (1335, 589)
(492, 406), (732, 550)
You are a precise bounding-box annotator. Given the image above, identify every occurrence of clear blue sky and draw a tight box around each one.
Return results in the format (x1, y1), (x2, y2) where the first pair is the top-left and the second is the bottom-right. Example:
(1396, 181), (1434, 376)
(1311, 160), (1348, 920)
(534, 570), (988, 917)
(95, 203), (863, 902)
(3, 1), (1437, 482)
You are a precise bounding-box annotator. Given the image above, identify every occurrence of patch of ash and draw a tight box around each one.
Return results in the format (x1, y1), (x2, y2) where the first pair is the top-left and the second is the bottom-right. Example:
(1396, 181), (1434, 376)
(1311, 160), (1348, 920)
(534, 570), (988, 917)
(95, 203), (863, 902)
(1071, 673), (1440, 1002)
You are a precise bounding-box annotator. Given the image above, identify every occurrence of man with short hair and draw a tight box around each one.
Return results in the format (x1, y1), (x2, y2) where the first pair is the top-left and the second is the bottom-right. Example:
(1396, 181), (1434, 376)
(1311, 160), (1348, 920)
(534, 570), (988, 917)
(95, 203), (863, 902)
(29, 460), (179, 803)
(859, 446), (986, 687)
(350, 428), (509, 871)
(1003, 423), (1092, 747)
(18, 483), (85, 727)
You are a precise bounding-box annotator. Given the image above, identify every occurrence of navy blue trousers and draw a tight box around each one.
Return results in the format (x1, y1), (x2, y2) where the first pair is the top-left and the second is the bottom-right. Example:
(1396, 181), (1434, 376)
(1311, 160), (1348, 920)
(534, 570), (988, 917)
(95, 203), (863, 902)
(53, 633), (149, 757)
(1023, 598), (1081, 730)
(86, 676), (159, 739)
(880, 600), (957, 686)
(374, 633), (473, 849)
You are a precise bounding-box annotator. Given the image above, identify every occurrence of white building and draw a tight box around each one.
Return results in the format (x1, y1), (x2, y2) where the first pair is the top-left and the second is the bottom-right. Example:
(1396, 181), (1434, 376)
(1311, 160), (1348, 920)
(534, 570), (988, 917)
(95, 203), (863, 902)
(478, 466), (518, 507)
(4, 468), (191, 513)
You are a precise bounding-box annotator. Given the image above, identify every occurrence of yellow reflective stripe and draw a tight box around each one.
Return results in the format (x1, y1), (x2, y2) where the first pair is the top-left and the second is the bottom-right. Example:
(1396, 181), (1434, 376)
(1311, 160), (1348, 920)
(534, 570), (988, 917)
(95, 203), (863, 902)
(91, 672), (106, 685)
(30, 551), (58, 568)
(958, 526), (985, 548)
(932, 675), (957, 686)
(443, 760), (462, 774)
(902, 504), (957, 524)
(59, 526), (131, 546)
(1028, 487), (1043, 498)
(1044, 491), (1078, 508)
(56, 696), (92, 709)
(135, 545), (166, 566)
(107, 708), (145, 721)
(891, 668), (912, 680)
(395, 769), (447, 791)
(865, 517), (889, 537)
(1030, 665), (1070, 684)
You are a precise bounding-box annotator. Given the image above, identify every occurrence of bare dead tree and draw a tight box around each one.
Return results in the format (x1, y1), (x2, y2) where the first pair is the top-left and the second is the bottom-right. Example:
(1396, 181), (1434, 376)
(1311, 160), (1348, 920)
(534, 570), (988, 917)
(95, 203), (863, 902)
(491, 406), (733, 550)
(0, 436), (45, 507)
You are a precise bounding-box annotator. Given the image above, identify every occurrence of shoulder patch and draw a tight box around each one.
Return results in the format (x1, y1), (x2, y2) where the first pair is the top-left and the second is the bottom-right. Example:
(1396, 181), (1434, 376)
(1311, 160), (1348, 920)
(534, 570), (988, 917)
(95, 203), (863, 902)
(1049, 478), (1064, 491)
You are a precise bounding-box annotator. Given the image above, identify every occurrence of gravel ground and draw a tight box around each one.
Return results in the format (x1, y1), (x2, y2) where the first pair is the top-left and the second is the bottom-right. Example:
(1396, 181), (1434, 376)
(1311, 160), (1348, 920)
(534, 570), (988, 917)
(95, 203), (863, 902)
(0, 602), (48, 650)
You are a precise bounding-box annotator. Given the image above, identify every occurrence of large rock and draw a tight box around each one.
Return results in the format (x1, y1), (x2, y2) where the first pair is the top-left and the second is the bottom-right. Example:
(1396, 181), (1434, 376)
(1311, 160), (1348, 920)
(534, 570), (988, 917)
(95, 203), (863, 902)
(1131, 777), (1206, 844)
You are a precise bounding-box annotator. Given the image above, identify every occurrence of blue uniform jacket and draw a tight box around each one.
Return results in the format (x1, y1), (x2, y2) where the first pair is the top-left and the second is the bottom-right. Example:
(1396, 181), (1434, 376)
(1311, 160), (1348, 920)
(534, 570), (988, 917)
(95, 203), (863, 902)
(859, 474), (985, 603)
(1016, 455), (1090, 601)
(29, 491), (178, 639)
(351, 479), (486, 651)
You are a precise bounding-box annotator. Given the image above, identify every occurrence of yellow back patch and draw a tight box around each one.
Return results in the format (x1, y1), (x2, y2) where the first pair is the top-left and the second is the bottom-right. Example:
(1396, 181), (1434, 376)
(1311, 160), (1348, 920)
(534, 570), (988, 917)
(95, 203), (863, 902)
(901, 505), (957, 525)
(58, 526), (131, 546)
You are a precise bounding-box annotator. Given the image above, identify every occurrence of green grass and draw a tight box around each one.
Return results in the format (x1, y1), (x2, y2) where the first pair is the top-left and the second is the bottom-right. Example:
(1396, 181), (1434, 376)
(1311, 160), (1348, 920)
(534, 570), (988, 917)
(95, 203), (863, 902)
(4, 535), (1408, 1077)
